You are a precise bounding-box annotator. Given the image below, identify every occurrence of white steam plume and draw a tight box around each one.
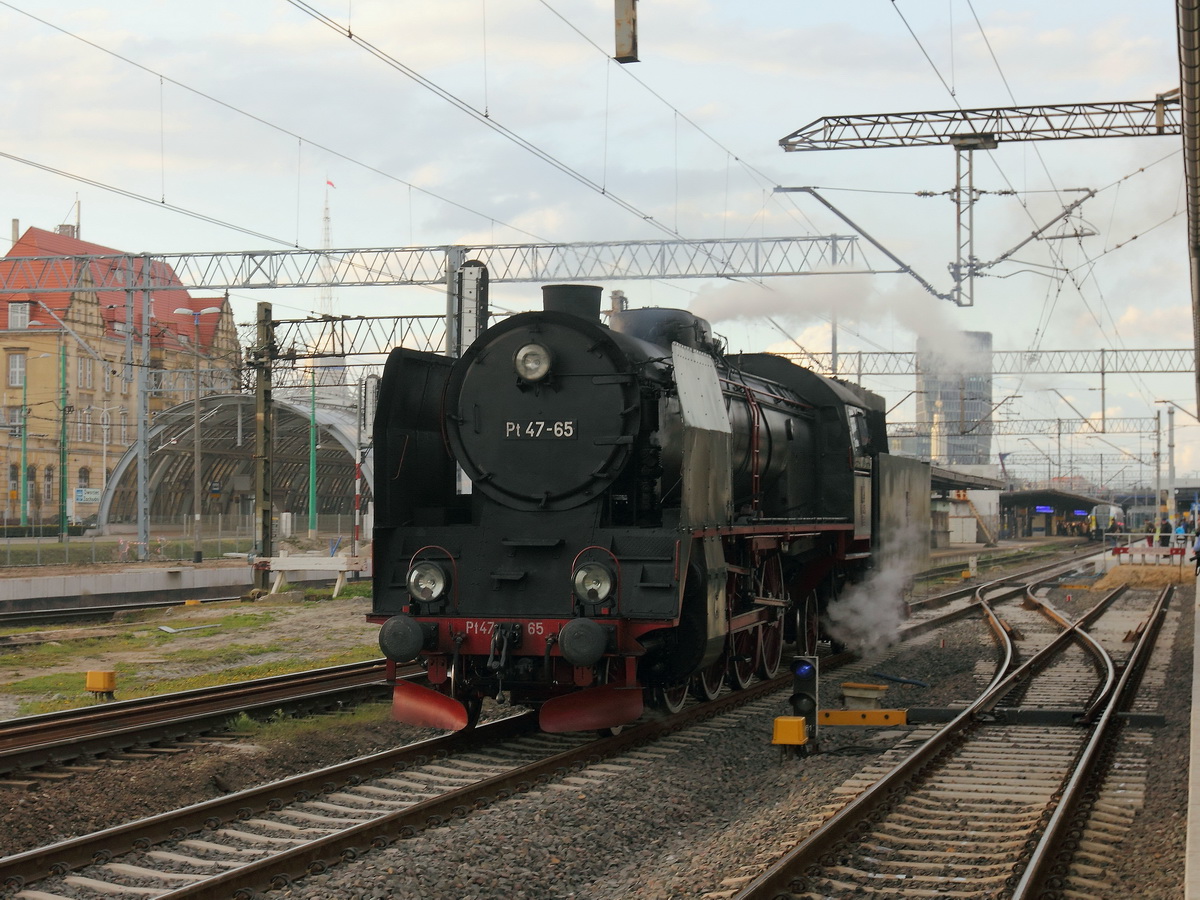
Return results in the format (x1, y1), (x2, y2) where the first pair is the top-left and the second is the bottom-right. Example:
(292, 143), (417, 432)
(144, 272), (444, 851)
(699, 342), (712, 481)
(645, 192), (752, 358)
(687, 279), (965, 352)
(823, 521), (925, 656)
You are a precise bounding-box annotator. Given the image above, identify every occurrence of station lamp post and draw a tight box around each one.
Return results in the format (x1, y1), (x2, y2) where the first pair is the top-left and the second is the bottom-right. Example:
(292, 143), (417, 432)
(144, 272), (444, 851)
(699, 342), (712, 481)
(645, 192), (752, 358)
(174, 306), (222, 563)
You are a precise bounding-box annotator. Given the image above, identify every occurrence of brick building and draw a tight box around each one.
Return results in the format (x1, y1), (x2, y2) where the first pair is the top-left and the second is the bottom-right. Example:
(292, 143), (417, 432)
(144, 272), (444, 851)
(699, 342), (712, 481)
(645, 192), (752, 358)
(0, 225), (241, 528)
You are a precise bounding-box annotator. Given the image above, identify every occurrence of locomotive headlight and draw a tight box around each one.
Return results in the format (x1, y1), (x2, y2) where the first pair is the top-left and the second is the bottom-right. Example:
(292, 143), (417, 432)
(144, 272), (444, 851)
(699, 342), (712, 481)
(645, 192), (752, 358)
(514, 342), (552, 382)
(572, 563), (614, 604)
(407, 562), (448, 602)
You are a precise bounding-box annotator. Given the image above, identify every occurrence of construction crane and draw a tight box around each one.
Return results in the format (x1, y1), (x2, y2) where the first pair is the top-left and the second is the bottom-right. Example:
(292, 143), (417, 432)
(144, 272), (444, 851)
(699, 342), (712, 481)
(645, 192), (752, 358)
(779, 92), (1182, 306)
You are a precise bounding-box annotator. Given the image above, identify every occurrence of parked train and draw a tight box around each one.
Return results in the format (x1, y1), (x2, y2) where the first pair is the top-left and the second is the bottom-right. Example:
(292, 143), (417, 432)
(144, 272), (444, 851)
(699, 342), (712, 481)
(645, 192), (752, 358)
(1089, 503), (1125, 540)
(370, 283), (909, 733)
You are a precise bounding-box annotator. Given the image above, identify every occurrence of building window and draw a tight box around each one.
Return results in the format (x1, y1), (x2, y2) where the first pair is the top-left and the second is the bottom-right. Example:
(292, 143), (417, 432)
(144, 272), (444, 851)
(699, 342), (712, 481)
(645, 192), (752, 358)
(120, 410), (128, 444)
(84, 409), (93, 443)
(43, 466), (53, 504)
(104, 364), (112, 394)
(7, 353), (25, 389)
(77, 356), (93, 390)
(8, 303), (29, 329)
(8, 464), (16, 493)
(74, 409), (83, 442)
(78, 467), (90, 489)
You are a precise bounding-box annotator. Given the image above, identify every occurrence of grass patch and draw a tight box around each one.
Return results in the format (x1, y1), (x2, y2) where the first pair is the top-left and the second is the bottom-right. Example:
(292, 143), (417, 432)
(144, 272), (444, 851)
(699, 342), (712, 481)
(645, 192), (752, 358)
(222, 701), (391, 742)
(299, 580), (372, 601)
(0, 609), (282, 671)
(10, 645), (381, 716)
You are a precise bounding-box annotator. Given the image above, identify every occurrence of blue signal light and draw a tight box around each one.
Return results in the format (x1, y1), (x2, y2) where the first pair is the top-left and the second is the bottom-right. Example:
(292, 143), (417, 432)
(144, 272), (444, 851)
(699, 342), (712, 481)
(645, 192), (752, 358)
(791, 660), (816, 679)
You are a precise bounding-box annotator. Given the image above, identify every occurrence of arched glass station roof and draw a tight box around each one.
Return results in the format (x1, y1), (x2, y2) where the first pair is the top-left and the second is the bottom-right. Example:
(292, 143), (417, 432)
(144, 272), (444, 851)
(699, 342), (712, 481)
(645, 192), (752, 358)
(100, 392), (373, 528)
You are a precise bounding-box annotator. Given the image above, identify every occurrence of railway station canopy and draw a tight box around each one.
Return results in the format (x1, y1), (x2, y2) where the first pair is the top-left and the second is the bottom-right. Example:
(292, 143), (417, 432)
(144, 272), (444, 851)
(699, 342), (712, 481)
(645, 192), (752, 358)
(929, 465), (1004, 492)
(1000, 488), (1106, 519)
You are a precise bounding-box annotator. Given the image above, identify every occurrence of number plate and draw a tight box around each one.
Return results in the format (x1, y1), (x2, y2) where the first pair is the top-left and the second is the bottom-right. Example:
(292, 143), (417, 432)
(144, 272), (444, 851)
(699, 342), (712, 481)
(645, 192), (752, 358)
(504, 420), (576, 439)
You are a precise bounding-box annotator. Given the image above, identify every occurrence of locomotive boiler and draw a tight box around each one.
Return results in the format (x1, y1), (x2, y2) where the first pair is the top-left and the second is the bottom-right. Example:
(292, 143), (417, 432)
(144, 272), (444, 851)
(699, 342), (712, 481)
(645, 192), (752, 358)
(370, 283), (893, 733)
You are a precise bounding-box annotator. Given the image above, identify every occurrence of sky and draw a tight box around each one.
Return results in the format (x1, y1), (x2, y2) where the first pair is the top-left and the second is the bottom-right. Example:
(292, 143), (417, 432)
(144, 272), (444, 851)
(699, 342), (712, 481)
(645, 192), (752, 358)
(0, 0), (1193, 488)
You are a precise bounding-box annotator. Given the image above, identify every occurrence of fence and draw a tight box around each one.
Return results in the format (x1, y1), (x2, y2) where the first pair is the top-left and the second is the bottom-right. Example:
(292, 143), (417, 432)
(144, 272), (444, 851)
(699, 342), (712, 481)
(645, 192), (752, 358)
(1105, 532), (1191, 567)
(0, 512), (366, 568)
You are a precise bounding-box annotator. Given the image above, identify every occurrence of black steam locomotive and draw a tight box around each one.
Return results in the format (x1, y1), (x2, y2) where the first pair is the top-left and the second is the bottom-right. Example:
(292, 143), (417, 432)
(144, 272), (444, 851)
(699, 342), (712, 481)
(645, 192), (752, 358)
(370, 283), (895, 733)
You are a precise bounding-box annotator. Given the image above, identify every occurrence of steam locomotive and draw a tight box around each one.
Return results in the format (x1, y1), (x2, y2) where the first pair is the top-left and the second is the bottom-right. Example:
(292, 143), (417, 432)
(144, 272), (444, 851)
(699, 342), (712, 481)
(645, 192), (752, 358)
(370, 283), (904, 733)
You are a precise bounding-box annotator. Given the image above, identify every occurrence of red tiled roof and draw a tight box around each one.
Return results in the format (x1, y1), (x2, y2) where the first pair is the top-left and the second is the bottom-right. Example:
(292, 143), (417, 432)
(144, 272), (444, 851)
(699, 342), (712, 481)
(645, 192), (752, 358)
(1, 227), (225, 351)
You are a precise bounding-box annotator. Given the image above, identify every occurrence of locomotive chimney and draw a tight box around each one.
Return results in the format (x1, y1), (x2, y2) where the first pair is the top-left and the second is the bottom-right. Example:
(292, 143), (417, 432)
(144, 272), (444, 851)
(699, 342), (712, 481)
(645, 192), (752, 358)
(542, 284), (602, 321)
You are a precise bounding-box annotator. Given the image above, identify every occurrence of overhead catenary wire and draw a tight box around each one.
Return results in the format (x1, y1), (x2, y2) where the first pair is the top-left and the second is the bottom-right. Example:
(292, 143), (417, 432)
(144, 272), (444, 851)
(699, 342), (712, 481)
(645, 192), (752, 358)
(284, 0), (689, 242)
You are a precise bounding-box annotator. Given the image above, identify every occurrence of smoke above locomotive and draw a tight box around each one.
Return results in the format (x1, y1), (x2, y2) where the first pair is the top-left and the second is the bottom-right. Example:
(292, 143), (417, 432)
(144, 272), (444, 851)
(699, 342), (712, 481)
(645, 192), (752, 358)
(370, 283), (902, 733)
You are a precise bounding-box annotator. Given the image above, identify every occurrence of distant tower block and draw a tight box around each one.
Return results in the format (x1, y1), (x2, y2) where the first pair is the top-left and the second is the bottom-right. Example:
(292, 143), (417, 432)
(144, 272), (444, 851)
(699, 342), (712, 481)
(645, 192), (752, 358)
(915, 331), (993, 465)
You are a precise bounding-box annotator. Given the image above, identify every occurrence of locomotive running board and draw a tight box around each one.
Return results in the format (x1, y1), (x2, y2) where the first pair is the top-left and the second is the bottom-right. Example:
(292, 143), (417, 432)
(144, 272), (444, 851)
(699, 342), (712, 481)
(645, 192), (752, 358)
(391, 680), (470, 731)
(538, 683), (645, 733)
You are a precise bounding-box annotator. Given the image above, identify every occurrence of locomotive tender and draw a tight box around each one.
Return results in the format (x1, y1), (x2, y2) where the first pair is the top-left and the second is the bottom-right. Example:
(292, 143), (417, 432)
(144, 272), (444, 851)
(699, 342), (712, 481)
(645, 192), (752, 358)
(371, 283), (897, 733)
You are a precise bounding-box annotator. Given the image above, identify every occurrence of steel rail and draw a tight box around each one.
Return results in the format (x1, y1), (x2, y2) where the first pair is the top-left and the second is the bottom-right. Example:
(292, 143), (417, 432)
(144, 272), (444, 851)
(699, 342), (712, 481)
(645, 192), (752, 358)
(901, 550), (1107, 642)
(0, 659), (386, 745)
(907, 545), (1104, 610)
(0, 661), (393, 777)
(1021, 583), (1125, 722)
(0, 594), (242, 628)
(970, 586), (1123, 715)
(1012, 584), (1174, 898)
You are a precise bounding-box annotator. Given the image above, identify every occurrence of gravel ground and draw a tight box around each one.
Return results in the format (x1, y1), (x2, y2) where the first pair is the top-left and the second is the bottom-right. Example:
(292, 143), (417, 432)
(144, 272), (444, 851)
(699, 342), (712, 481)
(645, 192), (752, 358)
(0, 548), (1191, 899)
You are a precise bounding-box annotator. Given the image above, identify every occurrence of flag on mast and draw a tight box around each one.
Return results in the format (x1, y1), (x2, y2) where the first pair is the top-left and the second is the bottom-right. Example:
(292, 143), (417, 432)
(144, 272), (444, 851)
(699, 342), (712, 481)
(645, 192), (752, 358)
(326, 179), (336, 188)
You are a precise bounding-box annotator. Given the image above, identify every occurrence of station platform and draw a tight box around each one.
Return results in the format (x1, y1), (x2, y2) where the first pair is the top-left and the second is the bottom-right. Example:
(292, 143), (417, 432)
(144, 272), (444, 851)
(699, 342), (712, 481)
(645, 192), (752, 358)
(0, 557), (365, 615)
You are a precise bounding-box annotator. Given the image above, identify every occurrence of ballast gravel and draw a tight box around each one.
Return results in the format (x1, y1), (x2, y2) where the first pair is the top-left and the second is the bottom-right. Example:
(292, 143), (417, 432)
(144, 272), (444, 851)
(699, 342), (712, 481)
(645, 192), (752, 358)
(0, 553), (1191, 900)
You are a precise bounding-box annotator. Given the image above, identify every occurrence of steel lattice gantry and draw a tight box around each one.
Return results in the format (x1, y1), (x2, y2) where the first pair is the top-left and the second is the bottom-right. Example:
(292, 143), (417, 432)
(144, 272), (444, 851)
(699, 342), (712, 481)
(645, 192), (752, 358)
(0, 236), (860, 294)
(887, 417), (1158, 438)
(779, 348), (1195, 377)
(778, 95), (1182, 307)
(779, 99), (1182, 150)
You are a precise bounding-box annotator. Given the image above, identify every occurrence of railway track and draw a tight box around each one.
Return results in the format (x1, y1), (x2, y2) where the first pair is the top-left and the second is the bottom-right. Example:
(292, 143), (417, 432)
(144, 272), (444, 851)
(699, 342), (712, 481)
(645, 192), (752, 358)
(0, 595), (245, 630)
(731, 576), (1172, 899)
(0, 660), (391, 782)
(0, 671), (791, 900)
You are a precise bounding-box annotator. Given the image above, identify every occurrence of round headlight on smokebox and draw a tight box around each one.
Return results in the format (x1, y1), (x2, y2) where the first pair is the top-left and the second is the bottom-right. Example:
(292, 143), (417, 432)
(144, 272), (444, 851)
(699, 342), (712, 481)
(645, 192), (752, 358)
(514, 342), (552, 382)
(572, 563), (614, 604)
(407, 562), (447, 602)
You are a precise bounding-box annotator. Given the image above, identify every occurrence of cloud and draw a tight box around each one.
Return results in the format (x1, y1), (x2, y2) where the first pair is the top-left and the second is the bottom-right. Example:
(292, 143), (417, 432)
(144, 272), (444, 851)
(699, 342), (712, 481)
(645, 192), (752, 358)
(1110, 304), (1191, 344)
